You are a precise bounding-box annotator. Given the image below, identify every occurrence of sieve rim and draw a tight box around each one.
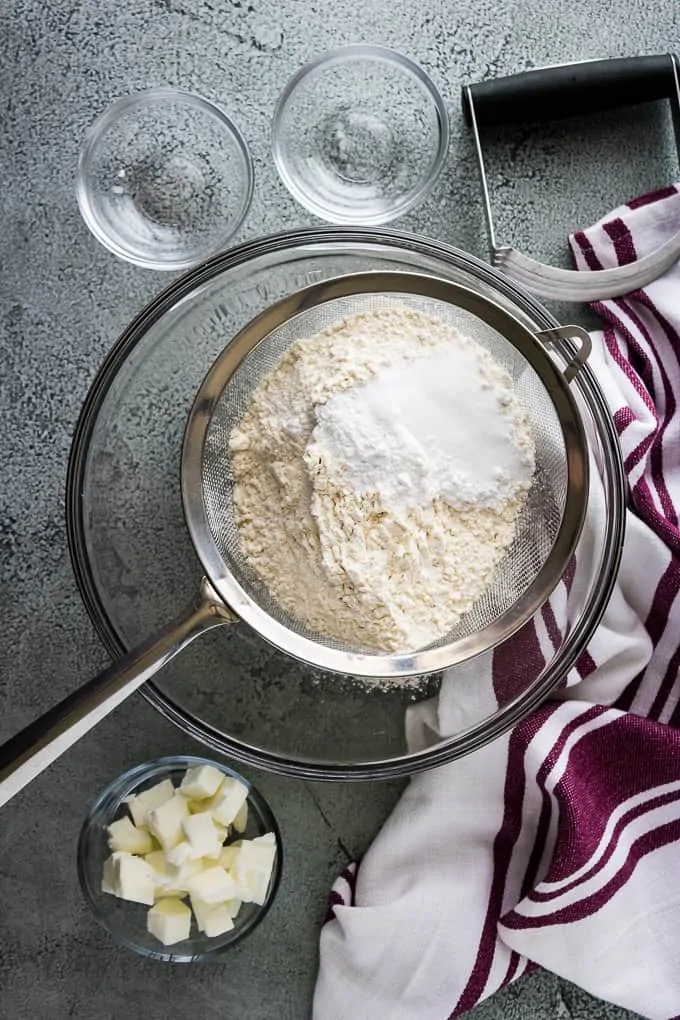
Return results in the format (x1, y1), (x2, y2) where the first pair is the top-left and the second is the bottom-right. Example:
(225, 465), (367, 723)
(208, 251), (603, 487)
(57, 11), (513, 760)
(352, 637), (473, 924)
(181, 271), (589, 677)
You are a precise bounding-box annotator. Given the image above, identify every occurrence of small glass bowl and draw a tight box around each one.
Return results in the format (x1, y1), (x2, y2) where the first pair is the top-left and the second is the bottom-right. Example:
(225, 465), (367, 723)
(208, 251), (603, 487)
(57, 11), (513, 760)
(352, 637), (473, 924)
(272, 45), (449, 225)
(77, 756), (282, 962)
(76, 88), (254, 270)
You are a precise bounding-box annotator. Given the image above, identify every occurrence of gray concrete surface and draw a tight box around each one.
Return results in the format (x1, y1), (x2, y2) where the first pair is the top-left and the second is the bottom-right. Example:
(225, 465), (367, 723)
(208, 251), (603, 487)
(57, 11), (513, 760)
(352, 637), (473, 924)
(0, 0), (677, 1017)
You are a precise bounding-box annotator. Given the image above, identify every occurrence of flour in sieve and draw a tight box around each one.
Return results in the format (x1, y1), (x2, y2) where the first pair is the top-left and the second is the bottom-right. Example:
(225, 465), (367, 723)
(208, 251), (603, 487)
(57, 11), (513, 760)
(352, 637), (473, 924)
(229, 307), (535, 654)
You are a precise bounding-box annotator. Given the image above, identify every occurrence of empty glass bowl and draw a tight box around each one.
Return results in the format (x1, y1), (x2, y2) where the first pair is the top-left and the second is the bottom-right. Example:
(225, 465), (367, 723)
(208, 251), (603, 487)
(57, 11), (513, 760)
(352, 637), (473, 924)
(77, 88), (254, 270)
(272, 45), (449, 224)
(77, 756), (282, 962)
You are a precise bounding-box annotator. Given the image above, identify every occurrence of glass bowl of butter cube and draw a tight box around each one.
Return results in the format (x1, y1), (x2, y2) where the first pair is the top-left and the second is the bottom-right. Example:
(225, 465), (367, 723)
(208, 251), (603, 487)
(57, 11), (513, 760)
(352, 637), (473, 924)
(78, 755), (282, 962)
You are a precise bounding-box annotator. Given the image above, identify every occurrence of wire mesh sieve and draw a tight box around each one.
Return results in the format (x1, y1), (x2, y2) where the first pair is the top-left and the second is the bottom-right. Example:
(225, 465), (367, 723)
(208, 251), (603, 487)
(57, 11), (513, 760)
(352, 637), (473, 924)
(181, 272), (589, 677)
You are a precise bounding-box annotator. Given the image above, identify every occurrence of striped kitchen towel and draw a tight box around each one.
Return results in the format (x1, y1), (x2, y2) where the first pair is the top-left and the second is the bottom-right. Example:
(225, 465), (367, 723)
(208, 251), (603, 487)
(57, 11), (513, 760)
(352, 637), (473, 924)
(313, 184), (680, 1020)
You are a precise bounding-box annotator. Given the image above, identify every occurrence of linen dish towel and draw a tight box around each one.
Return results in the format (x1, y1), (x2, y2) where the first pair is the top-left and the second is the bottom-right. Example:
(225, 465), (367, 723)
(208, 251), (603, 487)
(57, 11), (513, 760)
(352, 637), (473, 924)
(313, 184), (680, 1020)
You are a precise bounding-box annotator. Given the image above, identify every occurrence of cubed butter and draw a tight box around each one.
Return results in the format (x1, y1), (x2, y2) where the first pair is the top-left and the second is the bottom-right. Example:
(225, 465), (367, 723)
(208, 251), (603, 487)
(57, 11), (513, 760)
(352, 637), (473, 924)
(189, 894), (212, 933)
(147, 897), (192, 946)
(100, 767), (266, 949)
(182, 812), (222, 860)
(190, 895), (235, 938)
(101, 853), (119, 895)
(218, 845), (239, 871)
(232, 835), (277, 905)
(202, 903), (235, 938)
(205, 777), (249, 827)
(232, 801), (248, 834)
(123, 779), (175, 828)
(165, 856), (205, 892)
(235, 836), (277, 874)
(214, 823), (229, 845)
(144, 850), (186, 898)
(146, 793), (189, 850)
(235, 866), (271, 906)
(107, 816), (154, 855)
(225, 898), (242, 919)
(109, 852), (156, 905)
(180, 765), (224, 801)
(188, 866), (238, 904)
(203, 843), (226, 862)
(165, 841), (194, 867)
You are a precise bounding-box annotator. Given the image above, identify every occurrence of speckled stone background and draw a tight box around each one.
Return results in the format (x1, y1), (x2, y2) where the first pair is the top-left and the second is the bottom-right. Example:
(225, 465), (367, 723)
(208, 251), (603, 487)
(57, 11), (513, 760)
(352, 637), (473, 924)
(1, 1), (678, 1017)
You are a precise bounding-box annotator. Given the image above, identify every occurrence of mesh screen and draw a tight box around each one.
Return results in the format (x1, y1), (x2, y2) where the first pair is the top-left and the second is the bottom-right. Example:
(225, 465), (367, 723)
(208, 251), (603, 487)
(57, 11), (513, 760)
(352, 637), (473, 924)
(201, 291), (569, 654)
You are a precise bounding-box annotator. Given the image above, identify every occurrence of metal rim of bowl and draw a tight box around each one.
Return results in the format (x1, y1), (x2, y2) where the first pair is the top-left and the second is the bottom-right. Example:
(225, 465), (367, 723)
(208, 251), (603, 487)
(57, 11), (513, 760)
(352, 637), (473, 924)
(75, 86), (255, 271)
(271, 44), (450, 225)
(77, 755), (283, 962)
(65, 226), (626, 781)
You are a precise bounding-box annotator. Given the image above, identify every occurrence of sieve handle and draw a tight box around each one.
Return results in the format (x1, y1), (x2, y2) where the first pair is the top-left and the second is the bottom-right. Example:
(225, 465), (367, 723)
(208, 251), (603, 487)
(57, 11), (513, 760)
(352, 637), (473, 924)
(536, 325), (593, 382)
(0, 578), (236, 810)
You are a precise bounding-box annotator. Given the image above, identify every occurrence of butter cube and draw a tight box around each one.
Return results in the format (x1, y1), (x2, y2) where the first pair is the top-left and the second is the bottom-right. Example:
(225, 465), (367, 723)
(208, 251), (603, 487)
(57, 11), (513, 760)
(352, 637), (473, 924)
(180, 765), (224, 801)
(219, 845), (239, 871)
(235, 835), (277, 874)
(189, 894), (213, 933)
(204, 841), (226, 862)
(214, 823), (229, 844)
(188, 866), (238, 904)
(235, 867), (271, 906)
(232, 834), (277, 905)
(232, 801), (248, 834)
(144, 851), (187, 898)
(166, 856), (204, 893)
(124, 779), (175, 828)
(202, 903), (235, 938)
(107, 816), (154, 855)
(145, 849), (166, 870)
(205, 778), (249, 827)
(165, 841), (194, 867)
(190, 895), (235, 938)
(111, 852), (156, 905)
(182, 812), (222, 860)
(101, 853), (118, 894)
(146, 794), (189, 850)
(147, 897), (192, 946)
(225, 898), (242, 919)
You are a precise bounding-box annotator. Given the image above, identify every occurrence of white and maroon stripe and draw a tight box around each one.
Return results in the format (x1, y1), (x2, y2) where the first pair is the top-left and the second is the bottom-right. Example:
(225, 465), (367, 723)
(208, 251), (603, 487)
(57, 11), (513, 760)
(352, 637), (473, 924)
(505, 709), (680, 926)
(504, 802), (680, 928)
(452, 702), (612, 1011)
(529, 779), (680, 902)
(573, 213), (680, 723)
(460, 193), (680, 1005)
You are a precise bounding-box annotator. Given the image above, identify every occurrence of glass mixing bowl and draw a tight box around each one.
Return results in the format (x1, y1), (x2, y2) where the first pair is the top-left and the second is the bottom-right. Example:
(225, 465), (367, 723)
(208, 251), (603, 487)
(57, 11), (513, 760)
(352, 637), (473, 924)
(66, 228), (625, 780)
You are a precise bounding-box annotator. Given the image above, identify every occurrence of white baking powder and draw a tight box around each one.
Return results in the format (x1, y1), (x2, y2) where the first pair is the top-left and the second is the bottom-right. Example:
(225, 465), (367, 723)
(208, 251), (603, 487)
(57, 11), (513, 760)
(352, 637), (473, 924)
(308, 346), (534, 511)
